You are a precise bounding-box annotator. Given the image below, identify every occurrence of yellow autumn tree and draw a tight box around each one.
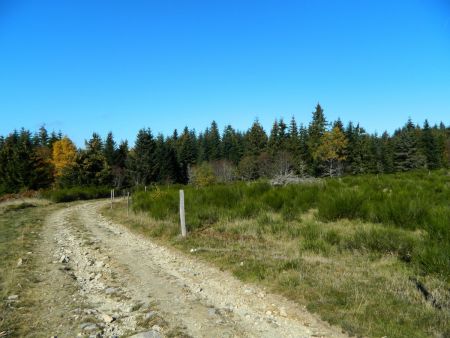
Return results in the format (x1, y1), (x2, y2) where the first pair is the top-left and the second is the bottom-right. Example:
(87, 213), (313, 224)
(313, 126), (348, 177)
(52, 137), (77, 177)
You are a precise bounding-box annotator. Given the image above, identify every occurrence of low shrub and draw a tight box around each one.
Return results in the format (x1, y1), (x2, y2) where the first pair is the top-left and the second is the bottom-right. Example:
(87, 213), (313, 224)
(42, 186), (111, 202)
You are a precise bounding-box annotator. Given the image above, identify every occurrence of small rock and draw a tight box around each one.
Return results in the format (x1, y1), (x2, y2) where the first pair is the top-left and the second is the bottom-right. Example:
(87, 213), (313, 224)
(79, 323), (97, 332)
(239, 261), (244, 266)
(104, 287), (117, 295)
(100, 313), (114, 323)
(279, 307), (287, 317)
(144, 311), (157, 320)
(265, 310), (272, 316)
(207, 308), (217, 316)
(257, 292), (265, 298)
(60, 255), (69, 263)
(95, 261), (104, 268)
(128, 330), (162, 338)
(8, 295), (19, 301)
(151, 325), (162, 332)
(17, 258), (23, 267)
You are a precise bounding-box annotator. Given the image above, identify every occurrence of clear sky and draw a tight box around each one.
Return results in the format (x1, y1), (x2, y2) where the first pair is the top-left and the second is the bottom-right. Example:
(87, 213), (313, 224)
(1, 0), (449, 146)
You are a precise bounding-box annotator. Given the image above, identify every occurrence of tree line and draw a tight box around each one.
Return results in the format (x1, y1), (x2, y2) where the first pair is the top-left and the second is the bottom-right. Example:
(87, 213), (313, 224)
(1, 103), (449, 193)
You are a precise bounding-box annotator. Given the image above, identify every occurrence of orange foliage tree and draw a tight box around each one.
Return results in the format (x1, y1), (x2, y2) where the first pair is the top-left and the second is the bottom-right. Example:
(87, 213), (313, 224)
(52, 137), (77, 177)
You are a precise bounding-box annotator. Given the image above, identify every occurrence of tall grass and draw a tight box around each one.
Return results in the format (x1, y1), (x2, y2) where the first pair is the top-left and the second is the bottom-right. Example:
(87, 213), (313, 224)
(132, 170), (450, 280)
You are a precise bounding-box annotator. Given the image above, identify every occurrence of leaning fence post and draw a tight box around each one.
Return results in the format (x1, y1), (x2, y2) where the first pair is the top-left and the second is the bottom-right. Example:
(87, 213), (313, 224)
(179, 190), (187, 237)
(127, 192), (130, 217)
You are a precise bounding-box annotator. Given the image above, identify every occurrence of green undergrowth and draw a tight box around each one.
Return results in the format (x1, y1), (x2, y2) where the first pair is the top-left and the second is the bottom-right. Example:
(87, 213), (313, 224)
(131, 170), (450, 280)
(41, 186), (111, 202)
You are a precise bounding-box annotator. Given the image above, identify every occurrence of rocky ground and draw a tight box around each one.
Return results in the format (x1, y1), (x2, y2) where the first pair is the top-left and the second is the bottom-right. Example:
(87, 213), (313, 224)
(29, 200), (347, 337)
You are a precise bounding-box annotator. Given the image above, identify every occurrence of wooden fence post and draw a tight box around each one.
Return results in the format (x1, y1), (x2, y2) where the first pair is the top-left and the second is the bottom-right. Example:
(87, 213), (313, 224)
(127, 192), (130, 217)
(179, 190), (186, 237)
(110, 189), (113, 209)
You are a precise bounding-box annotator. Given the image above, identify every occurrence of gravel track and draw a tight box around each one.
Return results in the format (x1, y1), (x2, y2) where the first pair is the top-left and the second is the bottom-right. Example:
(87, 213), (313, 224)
(41, 200), (347, 337)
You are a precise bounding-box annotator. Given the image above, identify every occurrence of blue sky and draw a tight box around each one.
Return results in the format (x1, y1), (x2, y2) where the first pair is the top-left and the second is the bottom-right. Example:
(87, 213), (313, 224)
(1, 0), (449, 146)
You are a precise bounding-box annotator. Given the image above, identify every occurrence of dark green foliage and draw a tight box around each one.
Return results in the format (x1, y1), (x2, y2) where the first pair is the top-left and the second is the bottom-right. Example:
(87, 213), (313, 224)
(103, 131), (116, 166)
(308, 103), (328, 175)
(0, 129), (54, 193)
(394, 121), (426, 171)
(42, 186), (111, 202)
(421, 120), (441, 169)
(244, 119), (268, 156)
(126, 128), (157, 186)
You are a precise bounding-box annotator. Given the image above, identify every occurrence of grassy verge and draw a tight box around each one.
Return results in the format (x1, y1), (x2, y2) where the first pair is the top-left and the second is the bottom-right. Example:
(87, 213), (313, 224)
(103, 171), (450, 338)
(0, 199), (55, 336)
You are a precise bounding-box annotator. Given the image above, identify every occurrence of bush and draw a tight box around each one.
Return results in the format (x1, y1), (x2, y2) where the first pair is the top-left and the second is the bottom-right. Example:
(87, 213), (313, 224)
(42, 186), (111, 202)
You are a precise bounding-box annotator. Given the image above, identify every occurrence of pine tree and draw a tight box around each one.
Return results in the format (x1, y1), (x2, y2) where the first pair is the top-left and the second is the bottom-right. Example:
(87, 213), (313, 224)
(421, 120), (440, 169)
(39, 125), (49, 147)
(221, 125), (242, 164)
(308, 103), (328, 175)
(208, 121), (221, 160)
(104, 132), (117, 166)
(244, 119), (267, 156)
(127, 128), (157, 185)
(380, 131), (394, 173)
(178, 127), (198, 183)
(394, 121), (425, 171)
(268, 119), (280, 153)
(112, 140), (129, 188)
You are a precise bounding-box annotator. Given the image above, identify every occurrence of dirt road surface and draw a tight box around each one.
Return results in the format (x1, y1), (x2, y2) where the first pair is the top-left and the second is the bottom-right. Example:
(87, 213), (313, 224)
(34, 200), (347, 337)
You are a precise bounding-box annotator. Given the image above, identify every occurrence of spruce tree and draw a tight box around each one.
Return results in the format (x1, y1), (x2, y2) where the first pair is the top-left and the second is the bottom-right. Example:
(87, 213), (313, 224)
(421, 120), (440, 169)
(244, 119), (267, 156)
(104, 132), (117, 166)
(394, 121), (425, 171)
(208, 121), (221, 160)
(222, 125), (242, 164)
(127, 128), (157, 185)
(308, 103), (327, 175)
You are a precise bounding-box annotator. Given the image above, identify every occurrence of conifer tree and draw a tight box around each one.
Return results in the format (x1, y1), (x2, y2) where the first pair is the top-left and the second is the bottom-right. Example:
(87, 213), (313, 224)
(244, 119), (267, 156)
(221, 125), (242, 164)
(127, 128), (157, 185)
(208, 121), (221, 161)
(104, 132), (117, 167)
(394, 121), (425, 171)
(421, 120), (440, 169)
(308, 103), (328, 175)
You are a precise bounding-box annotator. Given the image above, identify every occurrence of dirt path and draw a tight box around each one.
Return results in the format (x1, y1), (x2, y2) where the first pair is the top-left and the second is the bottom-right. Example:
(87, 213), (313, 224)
(39, 200), (347, 337)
